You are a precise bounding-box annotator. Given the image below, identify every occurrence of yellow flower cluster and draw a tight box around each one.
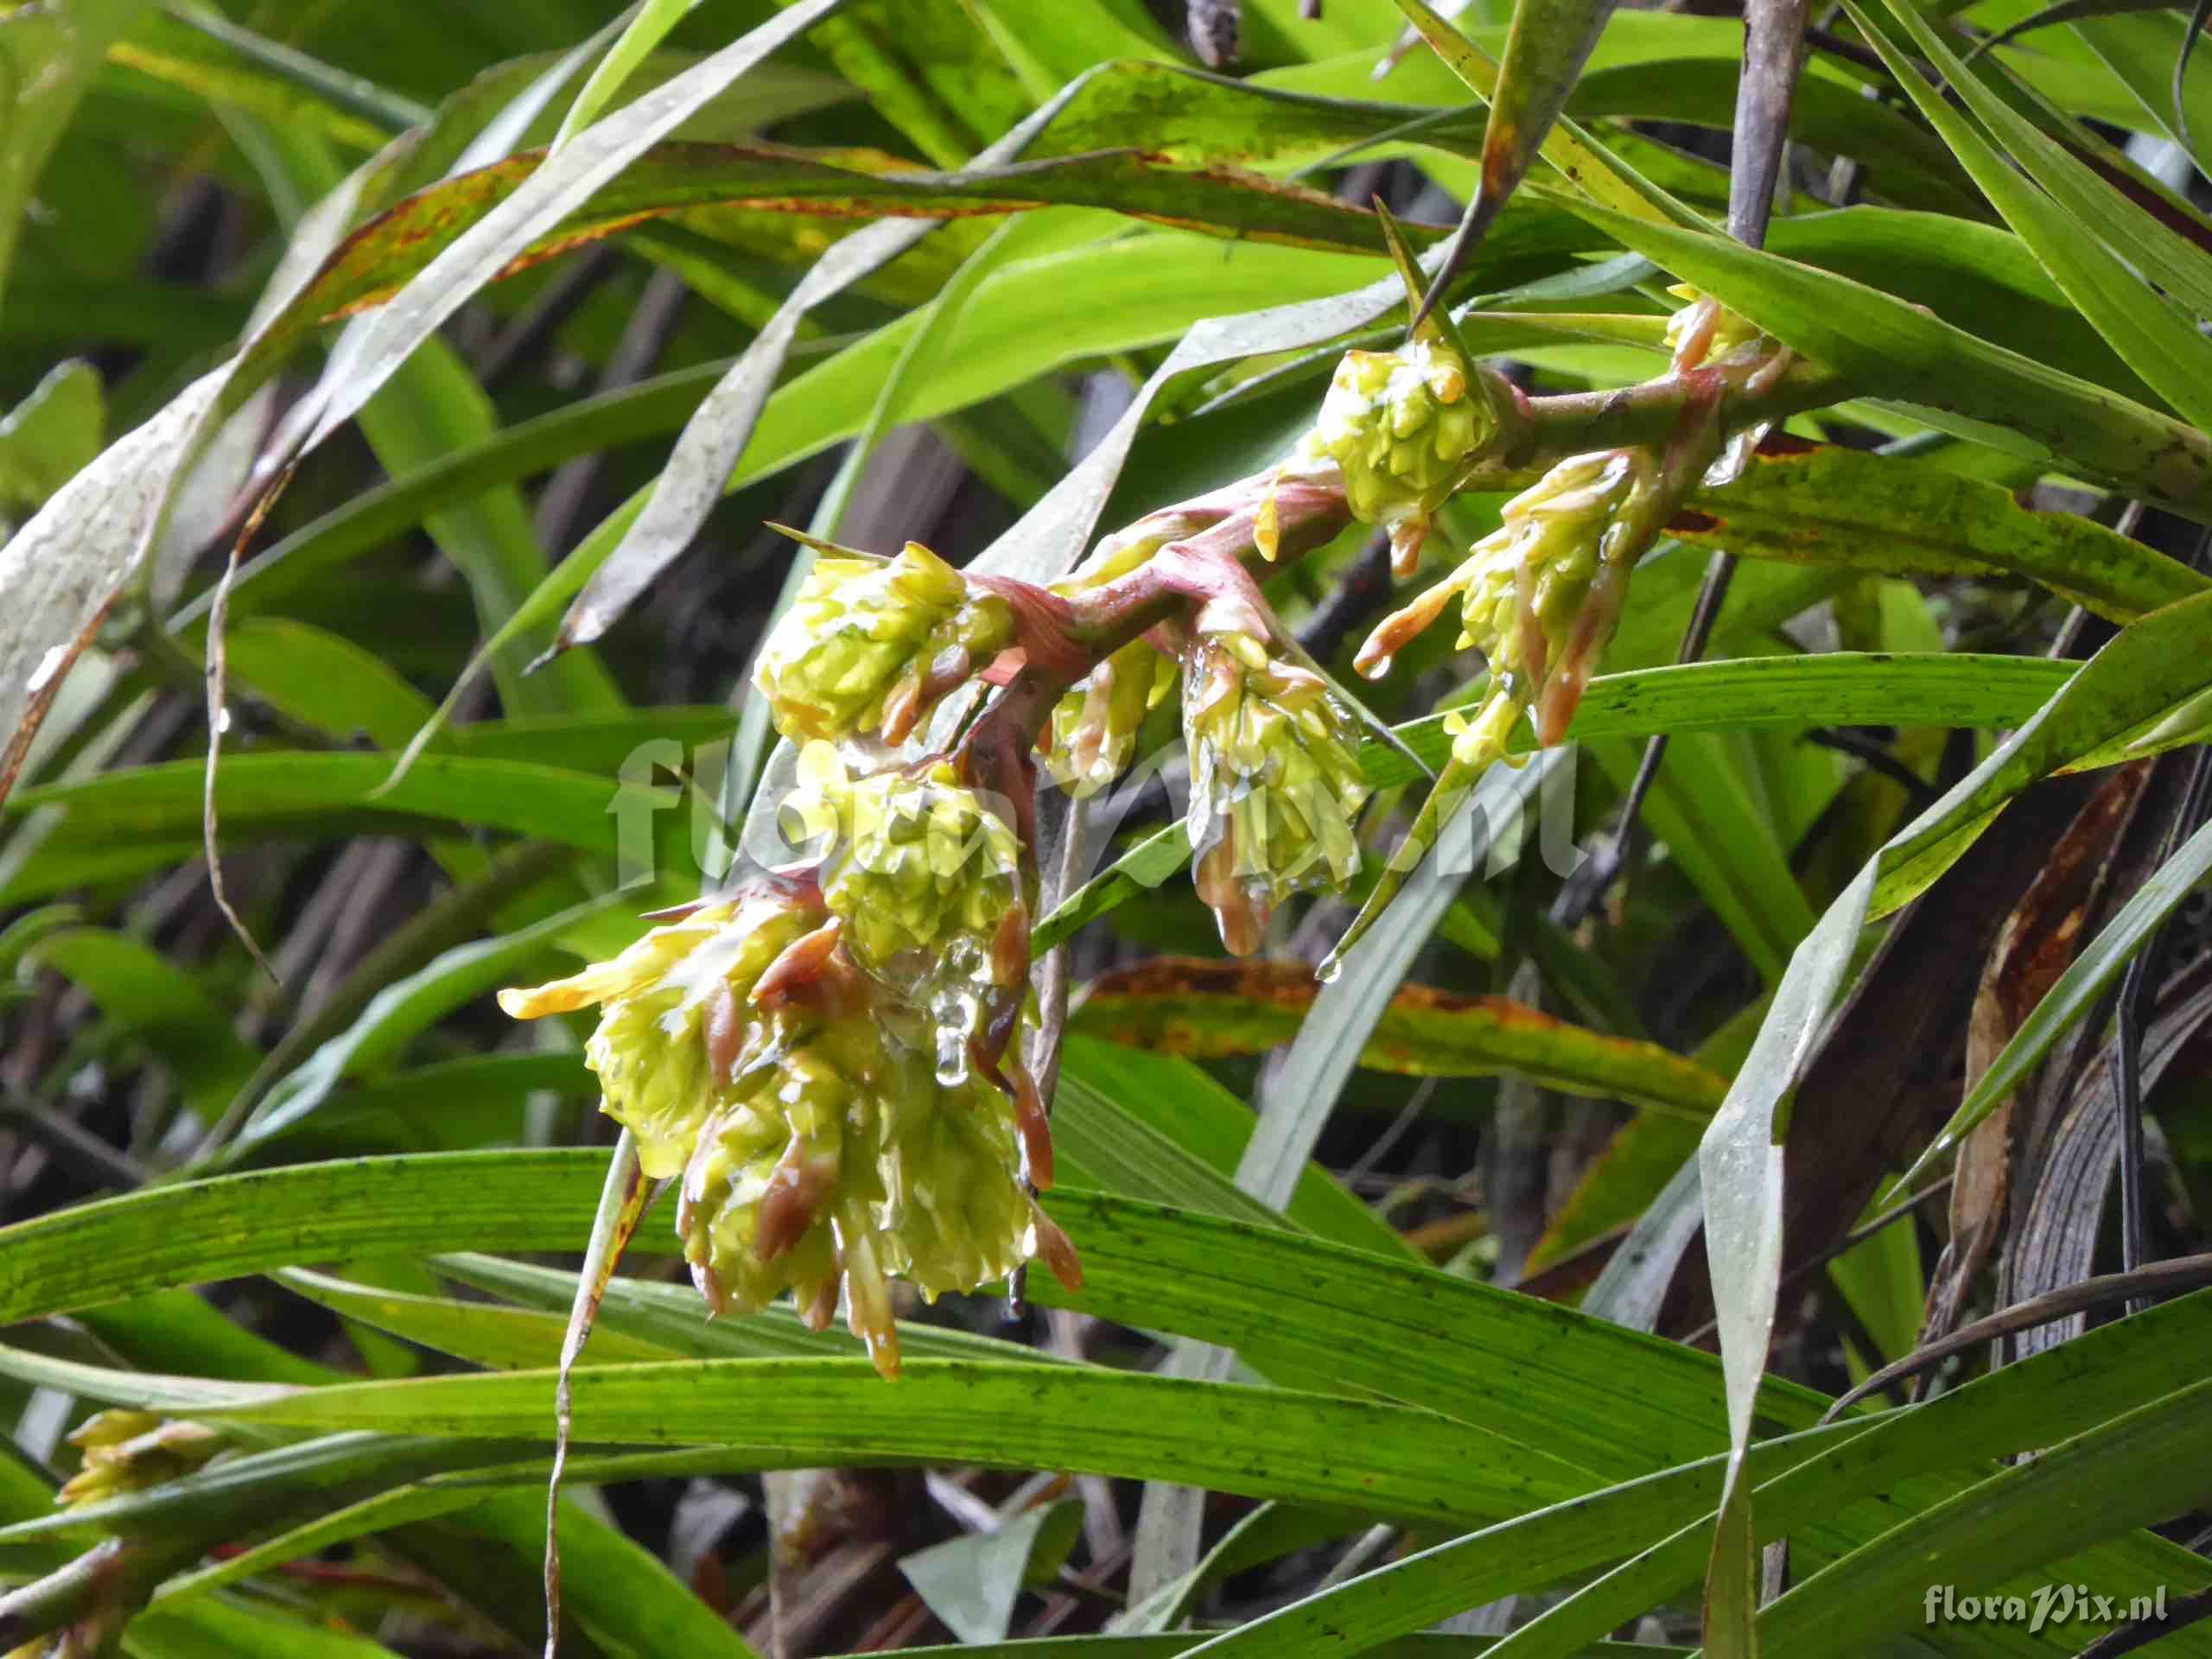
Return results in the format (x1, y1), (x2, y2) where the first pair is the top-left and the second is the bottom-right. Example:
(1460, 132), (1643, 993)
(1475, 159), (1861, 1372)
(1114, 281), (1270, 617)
(55, 1411), (220, 1511)
(1301, 334), (1495, 576)
(1183, 631), (1372, 955)
(753, 541), (1014, 747)
(503, 878), (1076, 1379)
(1358, 447), (1656, 760)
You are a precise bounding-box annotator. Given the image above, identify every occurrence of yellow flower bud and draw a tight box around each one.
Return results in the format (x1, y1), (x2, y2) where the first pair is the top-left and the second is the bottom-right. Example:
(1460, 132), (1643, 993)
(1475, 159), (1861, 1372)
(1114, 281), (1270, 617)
(1182, 632), (1371, 954)
(1663, 283), (1764, 372)
(753, 542), (1014, 747)
(1357, 447), (1653, 745)
(57, 1412), (220, 1510)
(500, 887), (823, 1179)
(676, 1007), (1073, 1380)
(1303, 335), (1494, 575)
(784, 745), (1027, 1083)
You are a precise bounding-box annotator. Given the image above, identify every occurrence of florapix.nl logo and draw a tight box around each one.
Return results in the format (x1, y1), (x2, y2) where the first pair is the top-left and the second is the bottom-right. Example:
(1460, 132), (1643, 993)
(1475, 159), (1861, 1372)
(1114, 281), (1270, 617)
(1924, 1582), (2169, 1636)
(603, 732), (1588, 898)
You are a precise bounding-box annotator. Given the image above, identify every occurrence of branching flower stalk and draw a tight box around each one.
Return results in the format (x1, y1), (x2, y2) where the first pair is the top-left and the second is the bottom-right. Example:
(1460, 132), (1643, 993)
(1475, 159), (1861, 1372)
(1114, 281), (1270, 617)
(500, 266), (1839, 1371)
(1318, 280), (1820, 973)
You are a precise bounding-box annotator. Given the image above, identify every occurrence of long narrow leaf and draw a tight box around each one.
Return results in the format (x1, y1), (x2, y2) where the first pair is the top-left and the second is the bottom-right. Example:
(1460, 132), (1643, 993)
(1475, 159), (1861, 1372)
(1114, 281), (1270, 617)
(1856, 0), (2212, 435)
(1906, 810), (2212, 1186)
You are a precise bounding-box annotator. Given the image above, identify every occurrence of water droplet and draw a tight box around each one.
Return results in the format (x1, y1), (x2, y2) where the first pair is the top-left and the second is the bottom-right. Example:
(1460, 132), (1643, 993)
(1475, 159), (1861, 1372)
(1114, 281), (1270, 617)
(23, 645), (67, 696)
(934, 1027), (969, 1088)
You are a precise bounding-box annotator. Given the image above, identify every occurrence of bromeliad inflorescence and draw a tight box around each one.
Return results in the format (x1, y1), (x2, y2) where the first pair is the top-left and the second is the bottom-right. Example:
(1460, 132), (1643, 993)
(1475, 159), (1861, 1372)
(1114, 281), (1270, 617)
(1182, 629), (1371, 956)
(753, 539), (1016, 747)
(502, 251), (1808, 1372)
(502, 870), (1074, 1379)
(1285, 245), (1522, 578)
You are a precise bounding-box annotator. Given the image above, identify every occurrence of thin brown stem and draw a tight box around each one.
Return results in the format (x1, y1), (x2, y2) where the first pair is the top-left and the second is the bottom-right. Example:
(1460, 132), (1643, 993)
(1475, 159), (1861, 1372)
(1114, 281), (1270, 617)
(1820, 1252), (2212, 1421)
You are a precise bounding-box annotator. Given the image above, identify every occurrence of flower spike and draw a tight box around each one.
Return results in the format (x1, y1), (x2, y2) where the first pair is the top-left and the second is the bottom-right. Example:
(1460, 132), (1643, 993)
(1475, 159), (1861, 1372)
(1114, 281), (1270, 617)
(502, 872), (1078, 1382)
(1283, 207), (1525, 578)
(753, 540), (1014, 747)
(1182, 629), (1373, 955)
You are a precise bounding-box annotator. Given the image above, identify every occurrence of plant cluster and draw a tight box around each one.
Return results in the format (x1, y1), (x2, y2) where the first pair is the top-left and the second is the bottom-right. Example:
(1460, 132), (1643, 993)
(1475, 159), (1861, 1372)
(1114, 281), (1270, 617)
(500, 255), (1802, 1343)
(9, 0), (2212, 1656)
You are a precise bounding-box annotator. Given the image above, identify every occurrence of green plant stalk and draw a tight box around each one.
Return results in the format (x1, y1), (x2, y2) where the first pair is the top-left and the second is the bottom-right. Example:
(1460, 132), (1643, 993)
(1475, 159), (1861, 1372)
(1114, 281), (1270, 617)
(0, 1535), (200, 1655)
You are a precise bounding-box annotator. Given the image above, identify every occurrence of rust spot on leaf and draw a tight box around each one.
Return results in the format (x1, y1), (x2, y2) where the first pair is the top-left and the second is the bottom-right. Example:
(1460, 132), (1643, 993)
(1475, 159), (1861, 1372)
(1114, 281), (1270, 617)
(1084, 957), (1568, 1028)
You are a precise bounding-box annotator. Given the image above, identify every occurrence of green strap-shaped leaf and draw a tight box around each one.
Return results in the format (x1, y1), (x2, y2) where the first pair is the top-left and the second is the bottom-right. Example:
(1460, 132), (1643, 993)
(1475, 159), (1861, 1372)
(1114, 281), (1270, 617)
(2072, 7), (2212, 178)
(1590, 724), (1819, 988)
(1395, 0), (1624, 321)
(137, 1599), (410, 1659)
(1175, 1285), (2212, 1658)
(435, 1253), (1059, 1369)
(1389, 0), (1688, 230)
(1413, 1291), (2212, 1657)
(194, 1360), (1593, 1532)
(1071, 960), (1726, 1119)
(0, 1155), (1790, 1466)
(276, 1269), (669, 1370)
(1854, 0), (2212, 436)
(1661, 441), (2206, 623)
(257, 141), (1447, 365)
(1905, 9), (2212, 326)
(276, 0), (843, 456)
(1, 1148), (2202, 1656)
(117, 10), (427, 143)
(1280, 15), (1988, 216)
(3, 752), (678, 893)
(1694, 587), (2212, 1657)
(798, 0), (1025, 164)
(1757, 1376), (2212, 1655)
(1905, 810), (2212, 1188)
(1535, 187), (2212, 516)
(548, 0), (700, 152)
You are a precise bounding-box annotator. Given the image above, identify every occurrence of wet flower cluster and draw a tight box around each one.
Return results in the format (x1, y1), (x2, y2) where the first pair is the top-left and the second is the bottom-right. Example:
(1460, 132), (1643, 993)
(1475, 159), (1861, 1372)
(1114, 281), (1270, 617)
(753, 540), (1014, 747)
(1042, 638), (1176, 799)
(1358, 446), (1658, 760)
(503, 869), (1076, 1380)
(783, 744), (1029, 1083)
(513, 279), (1779, 1371)
(1183, 631), (1371, 955)
(1304, 334), (1492, 576)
